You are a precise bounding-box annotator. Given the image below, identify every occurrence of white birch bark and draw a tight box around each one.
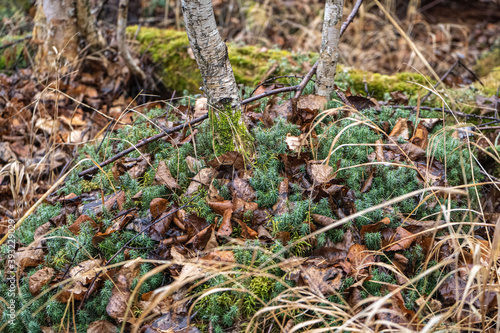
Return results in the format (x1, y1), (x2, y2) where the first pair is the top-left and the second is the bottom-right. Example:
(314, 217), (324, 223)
(181, 0), (252, 155)
(181, 0), (240, 109)
(315, 0), (344, 98)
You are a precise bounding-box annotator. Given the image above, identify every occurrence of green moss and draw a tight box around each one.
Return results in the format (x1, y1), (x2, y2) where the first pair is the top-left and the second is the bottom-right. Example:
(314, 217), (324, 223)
(209, 106), (253, 155)
(364, 232), (382, 250)
(363, 268), (396, 296)
(475, 46), (500, 77)
(130, 27), (315, 93)
(193, 241), (288, 332)
(132, 27), (491, 105)
(337, 67), (435, 101)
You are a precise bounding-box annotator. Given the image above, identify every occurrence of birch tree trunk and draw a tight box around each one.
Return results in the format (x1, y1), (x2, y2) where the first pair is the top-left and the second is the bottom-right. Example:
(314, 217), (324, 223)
(181, 0), (252, 155)
(315, 0), (344, 98)
(33, 0), (105, 74)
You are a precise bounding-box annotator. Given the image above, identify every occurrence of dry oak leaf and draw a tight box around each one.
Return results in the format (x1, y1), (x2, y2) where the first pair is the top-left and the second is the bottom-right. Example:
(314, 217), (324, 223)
(375, 139), (385, 163)
(208, 151), (245, 170)
(235, 218), (258, 239)
(87, 320), (117, 333)
(128, 154), (151, 179)
(202, 250), (235, 263)
(347, 244), (376, 271)
(29, 267), (54, 296)
(308, 161), (334, 184)
(410, 121), (429, 149)
(272, 179), (289, 216)
(155, 160), (180, 190)
(297, 94), (327, 111)
(384, 227), (415, 251)
(207, 182), (225, 202)
(185, 156), (203, 173)
(186, 168), (217, 196)
(389, 118), (410, 140)
(34, 221), (52, 240)
(311, 214), (336, 226)
(106, 258), (142, 322)
(232, 175), (256, 201)
(15, 241), (44, 275)
(217, 208), (233, 236)
(150, 197), (169, 219)
(286, 133), (305, 152)
(270, 99), (294, 121)
(68, 214), (98, 235)
(193, 97), (208, 118)
(415, 295), (442, 315)
(299, 260), (343, 296)
(204, 228), (218, 250)
(208, 200), (232, 215)
(58, 259), (104, 302)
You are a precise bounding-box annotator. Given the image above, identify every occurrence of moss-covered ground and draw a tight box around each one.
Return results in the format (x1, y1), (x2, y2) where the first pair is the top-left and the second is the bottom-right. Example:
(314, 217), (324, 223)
(1, 66), (496, 331)
(0, 25), (498, 333)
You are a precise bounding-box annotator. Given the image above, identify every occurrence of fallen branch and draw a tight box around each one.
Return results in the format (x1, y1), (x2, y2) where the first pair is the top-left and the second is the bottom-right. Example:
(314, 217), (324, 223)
(242, 86), (299, 105)
(390, 105), (500, 121)
(78, 114), (208, 177)
(0, 35), (32, 50)
(420, 59), (459, 103)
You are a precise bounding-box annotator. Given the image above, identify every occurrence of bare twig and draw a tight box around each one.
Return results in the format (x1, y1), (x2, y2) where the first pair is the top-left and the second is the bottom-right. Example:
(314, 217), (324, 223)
(0, 35), (32, 50)
(250, 75), (305, 96)
(420, 59), (459, 103)
(293, 61), (319, 99)
(245, 0), (364, 103)
(459, 59), (484, 86)
(78, 114), (208, 177)
(339, 0), (364, 37)
(241, 86), (299, 105)
(390, 105), (500, 121)
(117, 0), (146, 80)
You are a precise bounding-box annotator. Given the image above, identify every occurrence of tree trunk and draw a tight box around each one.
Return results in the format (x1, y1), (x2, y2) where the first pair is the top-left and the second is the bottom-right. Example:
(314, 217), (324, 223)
(315, 0), (344, 98)
(33, 0), (104, 74)
(181, 0), (252, 155)
(117, 0), (146, 80)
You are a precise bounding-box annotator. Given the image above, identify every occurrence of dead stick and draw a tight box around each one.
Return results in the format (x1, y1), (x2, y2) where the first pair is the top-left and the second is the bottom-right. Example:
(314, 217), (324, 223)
(0, 35), (32, 50)
(420, 59), (459, 103)
(391, 105), (500, 121)
(241, 86), (299, 105)
(78, 114), (208, 177)
(294, 62), (319, 99)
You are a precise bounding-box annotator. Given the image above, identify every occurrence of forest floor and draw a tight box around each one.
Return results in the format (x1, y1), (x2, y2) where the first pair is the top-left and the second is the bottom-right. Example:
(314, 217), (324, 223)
(1, 1), (500, 332)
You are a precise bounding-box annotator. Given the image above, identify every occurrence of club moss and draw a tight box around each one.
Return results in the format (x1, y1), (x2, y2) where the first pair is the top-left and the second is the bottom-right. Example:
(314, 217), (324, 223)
(1, 82), (488, 331)
(192, 241), (288, 332)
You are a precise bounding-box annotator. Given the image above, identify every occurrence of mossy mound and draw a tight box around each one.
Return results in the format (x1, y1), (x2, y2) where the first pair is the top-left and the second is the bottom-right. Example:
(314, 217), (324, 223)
(1, 97), (488, 331)
(0, 35), (31, 71)
(131, 27), (441, 100)
(131, 26), (316, 93)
